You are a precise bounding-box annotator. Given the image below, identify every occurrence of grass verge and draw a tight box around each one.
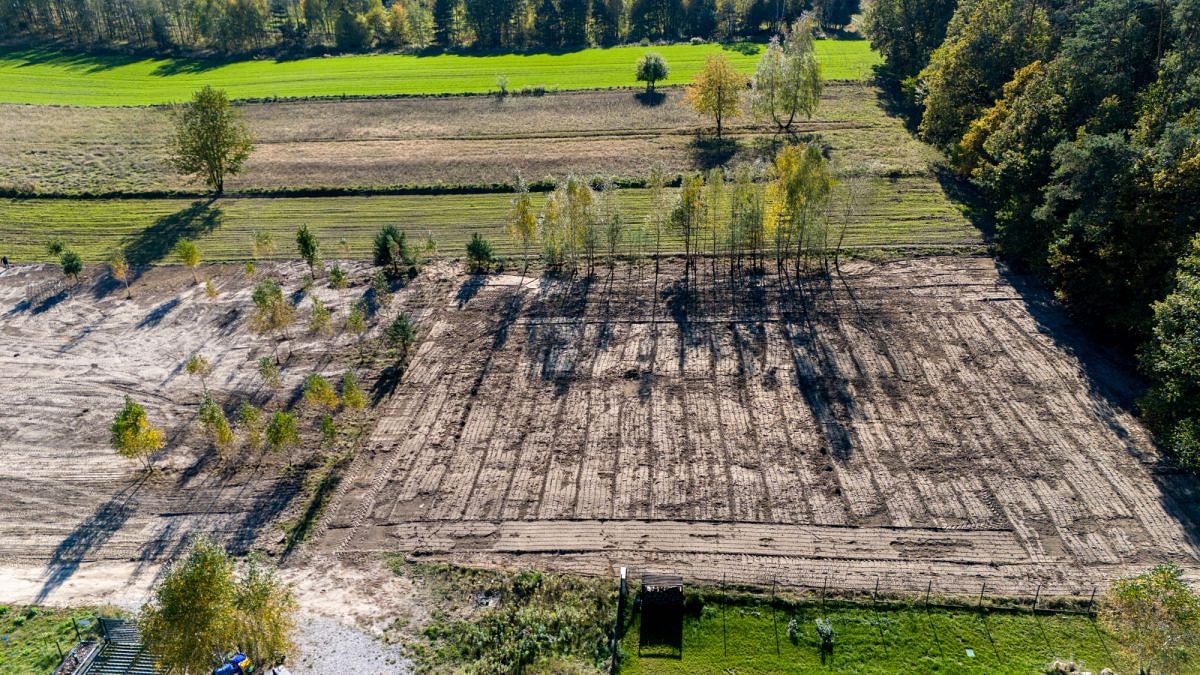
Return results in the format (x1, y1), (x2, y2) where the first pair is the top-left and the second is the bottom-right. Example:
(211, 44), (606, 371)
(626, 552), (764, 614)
(0, 179), (978, 264)
(388, 559), (617, 673)
(0, 605), (100, 675)
(618, 595), (1122, 674)
(0, 41), (879, 106)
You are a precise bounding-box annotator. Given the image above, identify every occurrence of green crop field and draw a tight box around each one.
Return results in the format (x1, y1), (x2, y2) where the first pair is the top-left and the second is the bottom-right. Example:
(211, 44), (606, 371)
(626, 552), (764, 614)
(0, 179), (976, 264)
(0, 41), (879, 106)
(620, 602), (1121, 674)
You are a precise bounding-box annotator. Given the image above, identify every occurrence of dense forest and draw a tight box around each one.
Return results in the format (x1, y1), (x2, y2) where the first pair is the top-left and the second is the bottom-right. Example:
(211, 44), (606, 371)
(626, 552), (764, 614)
(0, 0), (858, 53)
(865, 0), (1200, 467)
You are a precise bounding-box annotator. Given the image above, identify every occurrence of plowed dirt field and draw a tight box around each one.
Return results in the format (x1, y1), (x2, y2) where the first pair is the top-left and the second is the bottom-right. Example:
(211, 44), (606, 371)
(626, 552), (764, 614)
(317, 257), (1200, 596)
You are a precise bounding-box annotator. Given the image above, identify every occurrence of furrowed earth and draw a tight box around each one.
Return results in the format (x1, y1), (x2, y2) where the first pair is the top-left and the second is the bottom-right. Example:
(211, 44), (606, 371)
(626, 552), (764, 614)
(314, 256), (1200, 596)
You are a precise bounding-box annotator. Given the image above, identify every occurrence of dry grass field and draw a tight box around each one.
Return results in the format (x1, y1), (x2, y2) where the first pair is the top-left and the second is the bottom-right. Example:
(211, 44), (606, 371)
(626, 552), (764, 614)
(0, 83), (937, 194)
(317, 257), (1200, 596)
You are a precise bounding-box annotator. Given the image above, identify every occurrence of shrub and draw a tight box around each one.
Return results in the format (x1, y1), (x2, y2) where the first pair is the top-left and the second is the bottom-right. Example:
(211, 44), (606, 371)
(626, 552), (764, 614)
(265, 411), (300, 452)
(329, 265), (348, 289)
(258, 356), (281, 388)
(374, 224), (414, 276)
(466, 232), (494, 273)
(342, 369), (367, 410)
(815, 617), (834, 651)
(303, 373), (340, 410)
(371, 269), (392, 308)
(309, 297), (332, 335)
(386, 313), (416, 354)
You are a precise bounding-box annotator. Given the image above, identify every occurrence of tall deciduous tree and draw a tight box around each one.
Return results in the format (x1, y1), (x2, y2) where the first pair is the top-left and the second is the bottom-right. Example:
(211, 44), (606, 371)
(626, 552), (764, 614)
(168, 86), (253, 194)
(685, 53), (748, 138)
(636, 52), (670, 93)
(751, 17), (822, 132)
(432, 0), (456, 45)
(917, 0), (1053, 146)
(508, 176), (539, 274)
(1142, 234), (1200, 469)
(671, 172), (705, 276)
(535, 0), (563, 46)
(110, 396), (166, 469)
(767, 142), (833, 277)
(560, 0), (590, 44)
(1102, 563), (1200, 675)
(861, 0), (957, 79)
(141, 538), (295, 674)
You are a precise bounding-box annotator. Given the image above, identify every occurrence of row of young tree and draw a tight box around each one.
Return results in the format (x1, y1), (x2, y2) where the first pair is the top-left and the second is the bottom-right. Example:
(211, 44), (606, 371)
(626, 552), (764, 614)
(504, 142), (866, 280)
(2, 0), (857, 54)
(863, 0), (1200, 467)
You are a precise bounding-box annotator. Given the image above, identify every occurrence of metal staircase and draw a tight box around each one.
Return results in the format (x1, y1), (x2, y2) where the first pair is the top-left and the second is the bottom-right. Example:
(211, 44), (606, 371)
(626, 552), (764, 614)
(79, 619), (161, 675)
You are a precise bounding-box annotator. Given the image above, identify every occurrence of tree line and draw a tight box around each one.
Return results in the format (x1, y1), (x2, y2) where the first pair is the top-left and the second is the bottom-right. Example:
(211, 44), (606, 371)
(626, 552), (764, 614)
(2, 0), (858, 55)
(863, 0), (1200, 467)
(502, 143), (866, 281)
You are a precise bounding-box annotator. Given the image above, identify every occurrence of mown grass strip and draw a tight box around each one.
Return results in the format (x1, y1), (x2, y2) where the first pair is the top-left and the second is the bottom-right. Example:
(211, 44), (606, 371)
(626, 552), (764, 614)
(0, 180), (977, 264)
(0, 41), (880, 106)
(619, 601), (1120, 674)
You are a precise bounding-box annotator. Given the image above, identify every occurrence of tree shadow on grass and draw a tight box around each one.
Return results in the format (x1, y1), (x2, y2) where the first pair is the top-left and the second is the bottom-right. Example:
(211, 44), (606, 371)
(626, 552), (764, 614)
(35, 477), (146, 603)
(125, 199), (222, 269)
(2, 47), (145, 73)
(634, 91), (667, 107)
(690, 137), (739, 170)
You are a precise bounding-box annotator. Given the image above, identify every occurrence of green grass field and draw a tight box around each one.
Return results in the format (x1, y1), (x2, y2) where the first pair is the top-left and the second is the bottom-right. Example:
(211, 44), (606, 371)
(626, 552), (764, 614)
(620, 602), (1120, 674)
(0, 179), (977, 264)
(0, 606), (99, 675)
(0, 41), (879, 106)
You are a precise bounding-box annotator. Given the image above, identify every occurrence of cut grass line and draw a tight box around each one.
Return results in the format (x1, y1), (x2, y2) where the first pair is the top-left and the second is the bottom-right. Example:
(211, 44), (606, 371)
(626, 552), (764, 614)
(619, 602), (1121, 674)
(0, 41), (880, 106)
(0, 179), (978, 264)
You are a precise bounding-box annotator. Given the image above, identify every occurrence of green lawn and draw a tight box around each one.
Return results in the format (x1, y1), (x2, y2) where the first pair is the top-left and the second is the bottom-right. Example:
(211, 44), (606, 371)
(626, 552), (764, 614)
(620, 602), (1121, 674)
(0, 41), (879, 106)
(0, 606), (99, 675)
(0, 179), (977, 264)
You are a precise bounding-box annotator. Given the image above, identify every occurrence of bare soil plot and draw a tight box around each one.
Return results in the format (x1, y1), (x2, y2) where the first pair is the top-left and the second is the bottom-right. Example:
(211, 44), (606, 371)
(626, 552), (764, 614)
(318, 257), (1200, 595)
(0, 261), (446, 603)
(0, 84), (937, 193)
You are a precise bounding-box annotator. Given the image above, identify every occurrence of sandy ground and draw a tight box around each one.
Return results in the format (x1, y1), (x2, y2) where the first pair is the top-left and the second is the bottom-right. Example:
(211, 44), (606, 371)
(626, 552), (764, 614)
(5, 255), (1200, 670)
(318, 256), (1200, 598)
(0, 261), (449, 670)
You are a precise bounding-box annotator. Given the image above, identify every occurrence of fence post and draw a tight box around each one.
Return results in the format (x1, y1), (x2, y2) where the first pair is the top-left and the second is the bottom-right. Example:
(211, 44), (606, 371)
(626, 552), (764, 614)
(821, 574), (828, 609)
(977, 583), (986, 612)
(924, 580), (932, 610)
(872, 577), (879, 606)
(72, 618), (81, 643)
(610, 567), (626, 675)
(1087, 586), (1097, 617)
(1033, 583), (1042, 613)
(722, 573), (728, 657)
(771, 574), (780, 656)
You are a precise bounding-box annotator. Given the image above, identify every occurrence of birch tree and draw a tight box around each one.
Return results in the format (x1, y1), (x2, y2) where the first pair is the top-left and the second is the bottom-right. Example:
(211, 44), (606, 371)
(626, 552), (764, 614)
(751, 17), (822, 133)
